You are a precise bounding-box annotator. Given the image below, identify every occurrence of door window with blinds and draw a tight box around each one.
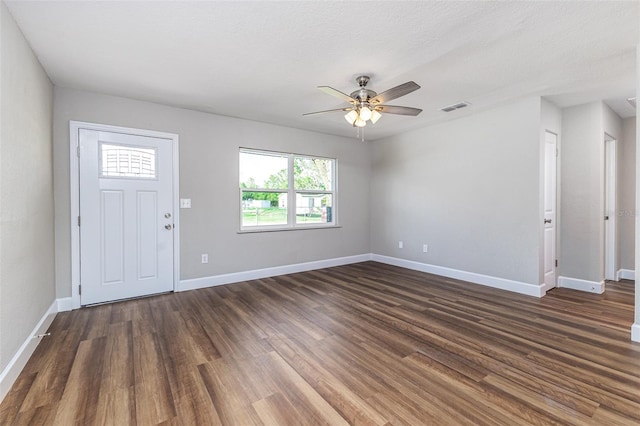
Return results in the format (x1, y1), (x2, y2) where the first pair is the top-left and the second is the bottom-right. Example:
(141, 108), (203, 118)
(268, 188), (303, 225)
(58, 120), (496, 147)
(239, 149), (336, 231)
(100, 143), (157, 178)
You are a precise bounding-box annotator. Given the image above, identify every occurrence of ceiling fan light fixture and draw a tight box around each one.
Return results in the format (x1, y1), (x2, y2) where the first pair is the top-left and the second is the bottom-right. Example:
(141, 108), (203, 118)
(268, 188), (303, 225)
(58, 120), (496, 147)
(354, 118), (367, 127)
(359, 106), (372, 121)
(370, 110), (382, 124)
(344, 110), (358, 125)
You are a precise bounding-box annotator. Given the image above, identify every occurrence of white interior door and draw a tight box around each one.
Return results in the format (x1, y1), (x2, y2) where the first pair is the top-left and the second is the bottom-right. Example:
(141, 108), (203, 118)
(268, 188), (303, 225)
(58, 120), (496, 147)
(604, 137), (617, 281)
(79, 129), (174, 305)
(543, 131), (557, 290)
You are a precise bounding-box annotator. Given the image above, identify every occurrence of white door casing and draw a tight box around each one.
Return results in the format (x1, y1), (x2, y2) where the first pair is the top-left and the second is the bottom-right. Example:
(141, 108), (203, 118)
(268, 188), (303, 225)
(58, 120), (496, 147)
(71, 122), (179, 307)
(543, 131), (557, 290)
(604, 137), (617, 281)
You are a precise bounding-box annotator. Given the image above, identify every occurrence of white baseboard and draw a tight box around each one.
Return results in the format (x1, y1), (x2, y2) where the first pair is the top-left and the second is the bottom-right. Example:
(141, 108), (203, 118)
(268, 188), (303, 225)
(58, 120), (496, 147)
(632, 323), (640, 343)
(371, 254), (545, 298)
(0, 299), (58, 403)
(557, 276), (605, 294)
(57, 297), (73, 312)
(616, 269), (635, 281)
(179, 253), (545, 298)
(178, 254), (372, 292)
(540, 282), (554, 293)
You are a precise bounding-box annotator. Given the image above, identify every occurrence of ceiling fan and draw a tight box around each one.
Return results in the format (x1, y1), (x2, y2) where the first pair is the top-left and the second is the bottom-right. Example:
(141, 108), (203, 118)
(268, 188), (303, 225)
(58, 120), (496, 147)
(304, 75), (422, 128)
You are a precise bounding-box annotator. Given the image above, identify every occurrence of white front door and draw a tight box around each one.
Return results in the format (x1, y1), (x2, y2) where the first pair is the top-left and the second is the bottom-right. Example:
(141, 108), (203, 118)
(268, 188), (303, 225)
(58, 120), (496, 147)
(543, 131), (557, 290)
(79, 129), (175, 305)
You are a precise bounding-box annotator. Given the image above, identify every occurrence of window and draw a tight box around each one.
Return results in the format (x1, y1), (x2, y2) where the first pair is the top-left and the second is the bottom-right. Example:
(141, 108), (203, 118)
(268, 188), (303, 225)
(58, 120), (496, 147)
(100, 143), (157, 178)
(240, 149), (336, 230)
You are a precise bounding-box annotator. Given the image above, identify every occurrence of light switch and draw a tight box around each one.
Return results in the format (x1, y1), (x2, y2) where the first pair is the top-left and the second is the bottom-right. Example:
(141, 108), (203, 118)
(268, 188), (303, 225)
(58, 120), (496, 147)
(180, 198), (191, 208)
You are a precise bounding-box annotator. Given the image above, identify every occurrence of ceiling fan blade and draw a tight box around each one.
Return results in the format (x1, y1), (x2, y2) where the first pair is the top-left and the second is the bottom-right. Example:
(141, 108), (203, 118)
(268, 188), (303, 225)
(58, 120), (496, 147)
(376, 105), (422, 116)
(370, 81), (420, 104)
(303, 107), (354, 116)
(318, 86), (356, 103)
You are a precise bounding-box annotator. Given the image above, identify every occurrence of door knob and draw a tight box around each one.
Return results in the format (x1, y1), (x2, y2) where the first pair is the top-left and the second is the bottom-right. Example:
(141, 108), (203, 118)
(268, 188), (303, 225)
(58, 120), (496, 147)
(165, 224), (173, 230)
(544, 219), (552, 224)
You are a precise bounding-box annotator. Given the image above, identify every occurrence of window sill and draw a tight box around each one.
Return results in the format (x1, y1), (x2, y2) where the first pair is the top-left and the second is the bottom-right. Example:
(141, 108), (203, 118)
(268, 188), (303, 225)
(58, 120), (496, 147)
(238, 224), (341, 234)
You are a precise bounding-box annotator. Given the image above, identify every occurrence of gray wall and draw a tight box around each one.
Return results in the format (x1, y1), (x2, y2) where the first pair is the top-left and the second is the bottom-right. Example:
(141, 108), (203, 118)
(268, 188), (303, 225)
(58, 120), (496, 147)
(0, 3), (55, 372)
(619, 117), (636, 272)
(370, 97), (542, 285)
(53, 88), (371, 298)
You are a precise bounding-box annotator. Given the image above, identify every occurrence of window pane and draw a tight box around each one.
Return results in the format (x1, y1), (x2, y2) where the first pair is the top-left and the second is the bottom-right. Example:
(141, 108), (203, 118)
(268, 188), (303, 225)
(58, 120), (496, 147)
(240, 151), (288, 189)
(100, 143), (156, 178)
(295, 193), (333, 224)
(294, 157), (333, 190)
(242, 191), (287, 227)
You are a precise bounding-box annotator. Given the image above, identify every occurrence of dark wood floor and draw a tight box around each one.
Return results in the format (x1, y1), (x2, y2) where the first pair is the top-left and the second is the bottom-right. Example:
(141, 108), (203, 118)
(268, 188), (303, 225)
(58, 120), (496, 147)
(1, 262), (639, 425)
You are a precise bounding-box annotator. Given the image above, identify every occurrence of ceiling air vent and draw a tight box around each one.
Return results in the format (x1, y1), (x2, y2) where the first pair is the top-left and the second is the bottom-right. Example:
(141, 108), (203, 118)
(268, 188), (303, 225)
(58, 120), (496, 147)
(440, 101), (470, 112)
(628, 97), (636, 109)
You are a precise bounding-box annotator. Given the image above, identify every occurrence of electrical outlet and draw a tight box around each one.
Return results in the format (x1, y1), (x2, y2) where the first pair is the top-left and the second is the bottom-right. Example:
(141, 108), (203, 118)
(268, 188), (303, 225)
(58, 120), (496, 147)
(423, 244), (428, 253)
(398, 241), (403, 249)
(201, 254), (208, 264)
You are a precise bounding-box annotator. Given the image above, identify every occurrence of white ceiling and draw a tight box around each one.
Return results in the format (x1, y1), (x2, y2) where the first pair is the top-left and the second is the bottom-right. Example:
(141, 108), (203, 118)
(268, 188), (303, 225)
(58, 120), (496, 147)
(5, 1), (638, 141)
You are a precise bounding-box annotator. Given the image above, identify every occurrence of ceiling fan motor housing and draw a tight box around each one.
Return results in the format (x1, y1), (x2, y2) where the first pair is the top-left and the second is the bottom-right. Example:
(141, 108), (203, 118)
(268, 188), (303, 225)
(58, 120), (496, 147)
(351, 75), (377, 104)
(351, 89), (377, 103)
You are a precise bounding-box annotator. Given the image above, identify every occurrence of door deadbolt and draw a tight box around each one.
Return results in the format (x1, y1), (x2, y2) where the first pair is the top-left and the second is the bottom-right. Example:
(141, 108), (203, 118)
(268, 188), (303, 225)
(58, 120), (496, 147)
(164, 213), (171, 219)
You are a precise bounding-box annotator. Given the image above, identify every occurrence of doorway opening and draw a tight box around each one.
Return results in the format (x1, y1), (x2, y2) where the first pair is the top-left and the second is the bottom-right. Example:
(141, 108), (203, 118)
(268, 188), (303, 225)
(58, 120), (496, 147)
(543, 131), (558, 291)
(604, 134), (617, 282)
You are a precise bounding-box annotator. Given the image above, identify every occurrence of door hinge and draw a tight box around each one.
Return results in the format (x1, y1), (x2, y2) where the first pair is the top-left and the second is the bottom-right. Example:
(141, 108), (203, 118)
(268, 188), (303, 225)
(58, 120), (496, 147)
(77, 216), (81, 226)
(76, 145), (80, 158)
(555, 259), (558, 268)
(79, 285), (82, 295)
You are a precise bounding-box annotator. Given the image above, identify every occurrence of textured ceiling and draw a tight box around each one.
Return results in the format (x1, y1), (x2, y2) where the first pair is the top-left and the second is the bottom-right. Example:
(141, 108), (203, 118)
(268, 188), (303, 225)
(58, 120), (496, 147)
(5, 1), (638, 140)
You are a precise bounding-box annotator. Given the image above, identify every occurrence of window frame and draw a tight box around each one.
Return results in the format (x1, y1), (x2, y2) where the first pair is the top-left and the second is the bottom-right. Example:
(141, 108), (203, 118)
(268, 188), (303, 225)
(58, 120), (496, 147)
(239, 148), (337, 232)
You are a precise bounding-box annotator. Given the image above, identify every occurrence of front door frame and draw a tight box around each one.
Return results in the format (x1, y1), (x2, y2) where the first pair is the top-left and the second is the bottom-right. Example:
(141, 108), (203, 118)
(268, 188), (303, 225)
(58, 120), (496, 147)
(70, 121), (180, 309)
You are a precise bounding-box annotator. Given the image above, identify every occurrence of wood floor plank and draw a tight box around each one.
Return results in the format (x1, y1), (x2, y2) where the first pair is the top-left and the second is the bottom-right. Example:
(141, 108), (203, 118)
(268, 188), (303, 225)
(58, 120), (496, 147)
(100, 321), (135, 393)
(17, 328), (81, 413)
(11, 403), (56, 426)
(0, 371), (37, 424)
(94, 385), (136, 426)
(268, 337), (389, 425)
(264, 351), (349, 426)
(52, 336), (107, 425)
(1, 261), (638, 425)
(252, 393), (300, 426)
(197, 360), (262, 426)
(133, 332), (176, 425)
